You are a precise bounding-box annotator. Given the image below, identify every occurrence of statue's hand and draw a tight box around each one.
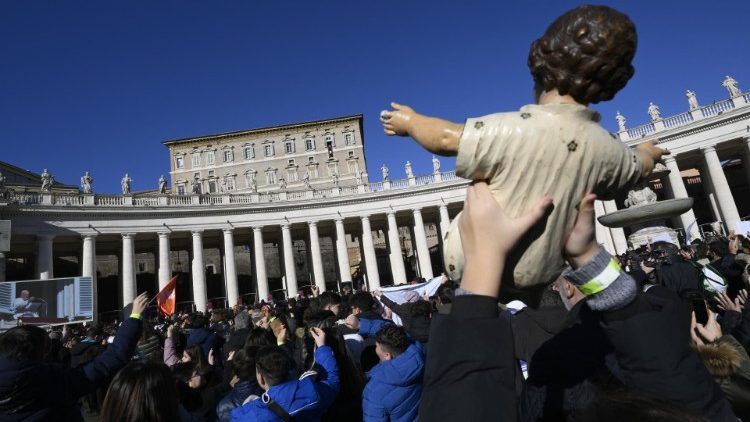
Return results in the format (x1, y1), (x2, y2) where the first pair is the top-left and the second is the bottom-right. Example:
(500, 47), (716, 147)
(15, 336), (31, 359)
(380, 102), (415, 137)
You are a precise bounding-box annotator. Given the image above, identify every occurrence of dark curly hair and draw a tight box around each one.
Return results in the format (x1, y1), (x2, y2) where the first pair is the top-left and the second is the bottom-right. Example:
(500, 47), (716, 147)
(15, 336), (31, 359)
(375, 324), (409, 357)
(528, 5), (637, 104)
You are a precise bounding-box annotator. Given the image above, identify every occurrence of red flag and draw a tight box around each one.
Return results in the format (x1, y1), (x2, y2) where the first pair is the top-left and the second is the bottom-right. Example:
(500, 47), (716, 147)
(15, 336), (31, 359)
(157, 275), (178, 316)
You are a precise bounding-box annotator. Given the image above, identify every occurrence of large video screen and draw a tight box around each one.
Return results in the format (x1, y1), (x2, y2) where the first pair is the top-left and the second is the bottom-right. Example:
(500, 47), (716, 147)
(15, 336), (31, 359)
(0, 277), (94, 331)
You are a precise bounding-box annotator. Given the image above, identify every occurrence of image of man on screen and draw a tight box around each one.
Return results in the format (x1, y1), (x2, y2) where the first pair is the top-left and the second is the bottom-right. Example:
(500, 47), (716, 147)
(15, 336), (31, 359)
(13, 290), (41, 317)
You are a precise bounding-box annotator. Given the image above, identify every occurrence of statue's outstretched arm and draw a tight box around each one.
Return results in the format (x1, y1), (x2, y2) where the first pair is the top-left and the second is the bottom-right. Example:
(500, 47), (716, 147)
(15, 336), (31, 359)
(381, 102), (463, 156)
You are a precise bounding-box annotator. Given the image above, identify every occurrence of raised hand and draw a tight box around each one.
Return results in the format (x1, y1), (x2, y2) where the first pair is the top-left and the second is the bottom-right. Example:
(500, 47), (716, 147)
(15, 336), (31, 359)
(563, 193), (599, 269)
(131, 292), (149, 315)
(310, 327), (326, 347)
(716, 292), (742, 313)
(459, 181), (553, 297)
(380, 102), (416, 136)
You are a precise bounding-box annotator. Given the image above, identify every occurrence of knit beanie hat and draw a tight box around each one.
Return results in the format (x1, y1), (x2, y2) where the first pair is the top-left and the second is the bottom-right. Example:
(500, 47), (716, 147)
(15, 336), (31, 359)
(563, 246), (636, 311)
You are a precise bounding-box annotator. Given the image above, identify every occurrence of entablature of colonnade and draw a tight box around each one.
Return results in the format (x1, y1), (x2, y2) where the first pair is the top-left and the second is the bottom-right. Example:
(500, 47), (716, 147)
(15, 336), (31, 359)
(619, 90), (750, 156)
(0, 171), (468, 237)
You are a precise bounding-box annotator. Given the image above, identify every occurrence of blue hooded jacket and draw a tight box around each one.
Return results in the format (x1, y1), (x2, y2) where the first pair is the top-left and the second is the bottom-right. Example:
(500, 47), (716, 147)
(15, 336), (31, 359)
(363, 342), (425, 422)
(230, 345), (340, 422)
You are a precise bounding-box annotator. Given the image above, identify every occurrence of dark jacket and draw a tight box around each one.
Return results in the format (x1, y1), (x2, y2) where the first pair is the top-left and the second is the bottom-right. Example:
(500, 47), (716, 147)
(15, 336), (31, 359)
(216, 379), (263, 422)
(0, 317), (142, 422)
(418, 295), (518, 421)
(654, 257), (703, 299)
(602, 286), (737, 421)
(363, 342), (425, 422)
(230, 345), (340, 422)
(379, 296), (417, 330)
(518, 301), (621, 421)
(187, 327), (222, 359)
(69, 339), (103, 368)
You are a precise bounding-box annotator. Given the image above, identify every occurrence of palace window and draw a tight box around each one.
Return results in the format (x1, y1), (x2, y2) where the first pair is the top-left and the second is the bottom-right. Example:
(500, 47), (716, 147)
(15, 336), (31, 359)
(285, 140), (295, 154)
(223, 149), (234, 162)
(206, 151), (215, 165)
(345, 133), (355, 146)
(307, 165), (319, 179)
(177, 184), (186, 195)
(245, 170), (256, 188)
(305, 138), (315, 151)
(328, 162), (338, 176)
(264, 144), (275, 157)
(308, 156), (315, 164)
(265, 169), (278, 185)
(192, 153), (201, 167)
(287, 169), (298, 182)
(225, 175), (235, 191)
(175, 156), (185, 169)
(244, 146), (255, 160)
(347, 160), (358, 174)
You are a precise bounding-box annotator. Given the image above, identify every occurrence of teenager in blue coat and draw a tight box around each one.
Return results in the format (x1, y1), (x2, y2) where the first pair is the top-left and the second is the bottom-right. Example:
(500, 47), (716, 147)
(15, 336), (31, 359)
(363, 325), (425, 422)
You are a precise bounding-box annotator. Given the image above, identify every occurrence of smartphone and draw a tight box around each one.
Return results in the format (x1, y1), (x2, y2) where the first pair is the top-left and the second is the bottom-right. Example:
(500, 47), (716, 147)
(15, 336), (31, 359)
(693, 298), (709, 325)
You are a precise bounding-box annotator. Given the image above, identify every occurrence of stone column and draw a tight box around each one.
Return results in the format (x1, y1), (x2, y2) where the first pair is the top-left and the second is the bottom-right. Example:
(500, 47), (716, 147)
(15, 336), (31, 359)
(743, 137), (750, 190)
(223, 229), (239, 307)
(191, 230), (207, 312)
(438, 204), (451, 241)
(81, 235), (97, 281)
(37, 234), (54, 280)
(121, 233), (136, 306)
(308, 222), (326, 293)
(702, 145), (741, 233)
(281, 225), (298, 298)
(334, 218), (352, 283)
(593, 201), (616, 254)
(412, 209), (434, 279)
(663, 156), (702, 241)
(360, 216), (381, 290)
(386, 212), (407, 285)
(157, 232), (171, 290)
(253, 227), (269, 303)
(602, 200), (628, 254)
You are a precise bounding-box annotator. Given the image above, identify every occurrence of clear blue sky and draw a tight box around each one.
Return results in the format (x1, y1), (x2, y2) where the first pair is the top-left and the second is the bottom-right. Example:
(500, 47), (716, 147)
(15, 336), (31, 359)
(2, 1), (748, 193)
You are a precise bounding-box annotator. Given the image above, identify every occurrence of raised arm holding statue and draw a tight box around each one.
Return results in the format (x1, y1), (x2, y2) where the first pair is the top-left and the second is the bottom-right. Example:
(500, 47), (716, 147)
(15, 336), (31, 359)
(380, 5), (668, 297)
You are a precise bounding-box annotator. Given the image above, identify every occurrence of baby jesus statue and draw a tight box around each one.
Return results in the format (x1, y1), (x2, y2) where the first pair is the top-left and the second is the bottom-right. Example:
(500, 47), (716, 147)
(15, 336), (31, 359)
(380, 5), (667, 298)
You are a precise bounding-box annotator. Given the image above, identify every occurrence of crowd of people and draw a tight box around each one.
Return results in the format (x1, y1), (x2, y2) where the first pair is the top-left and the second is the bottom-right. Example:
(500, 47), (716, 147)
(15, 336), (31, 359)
(1, 183), (750, 421)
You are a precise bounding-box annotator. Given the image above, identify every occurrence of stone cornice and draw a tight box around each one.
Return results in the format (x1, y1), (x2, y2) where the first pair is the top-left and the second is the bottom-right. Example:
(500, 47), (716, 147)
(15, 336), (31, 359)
(163, 114), (364, 148)
(0, 179), (468, 220)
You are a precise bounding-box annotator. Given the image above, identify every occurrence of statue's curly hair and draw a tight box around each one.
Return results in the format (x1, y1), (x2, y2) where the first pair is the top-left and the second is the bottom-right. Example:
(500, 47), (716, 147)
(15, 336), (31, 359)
(528, 5), (637, 104)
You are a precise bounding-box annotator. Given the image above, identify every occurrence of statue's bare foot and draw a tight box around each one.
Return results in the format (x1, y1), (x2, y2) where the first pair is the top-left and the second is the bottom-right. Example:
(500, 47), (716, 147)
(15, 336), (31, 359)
(380, 102), (414, 136)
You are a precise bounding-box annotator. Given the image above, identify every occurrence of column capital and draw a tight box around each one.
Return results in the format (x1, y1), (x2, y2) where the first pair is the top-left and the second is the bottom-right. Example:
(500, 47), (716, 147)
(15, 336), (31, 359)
(334, 217), (345, 224)
(191, 230), (203, 236)
(701, 145), (717, 154)
(81, 233), (98, 240)
(37, 234), (55, 240)
(386, 210), (397, 218)
(308, 221), (318, 227)
(438, 203), (448, 210)
(252, 226), (263, 233)
(412, 208), (423, 215)
(281, 224), (291, 231)
(360, 215), (371, 221)
(222, 228), (234, 234)
(157, 231), (170, 238)
(121, 232), (136, 239)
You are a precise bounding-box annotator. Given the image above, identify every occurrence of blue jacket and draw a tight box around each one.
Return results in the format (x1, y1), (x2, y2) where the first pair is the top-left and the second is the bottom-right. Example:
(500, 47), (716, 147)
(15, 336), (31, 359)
(187, 327), (222, 359)
(230, 345), (340, 422)
(216, 379), (264, 422)
(0, 317), (142, 422)
(363, 342), (425, 422)
(359, 316), (391, 339)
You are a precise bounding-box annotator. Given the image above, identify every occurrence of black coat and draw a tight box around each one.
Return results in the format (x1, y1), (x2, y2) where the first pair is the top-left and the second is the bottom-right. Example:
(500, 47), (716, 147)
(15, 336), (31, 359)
(602, 286), (737, 421)
(419, 295), (517, 421)
(0, 318), (142, 422)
